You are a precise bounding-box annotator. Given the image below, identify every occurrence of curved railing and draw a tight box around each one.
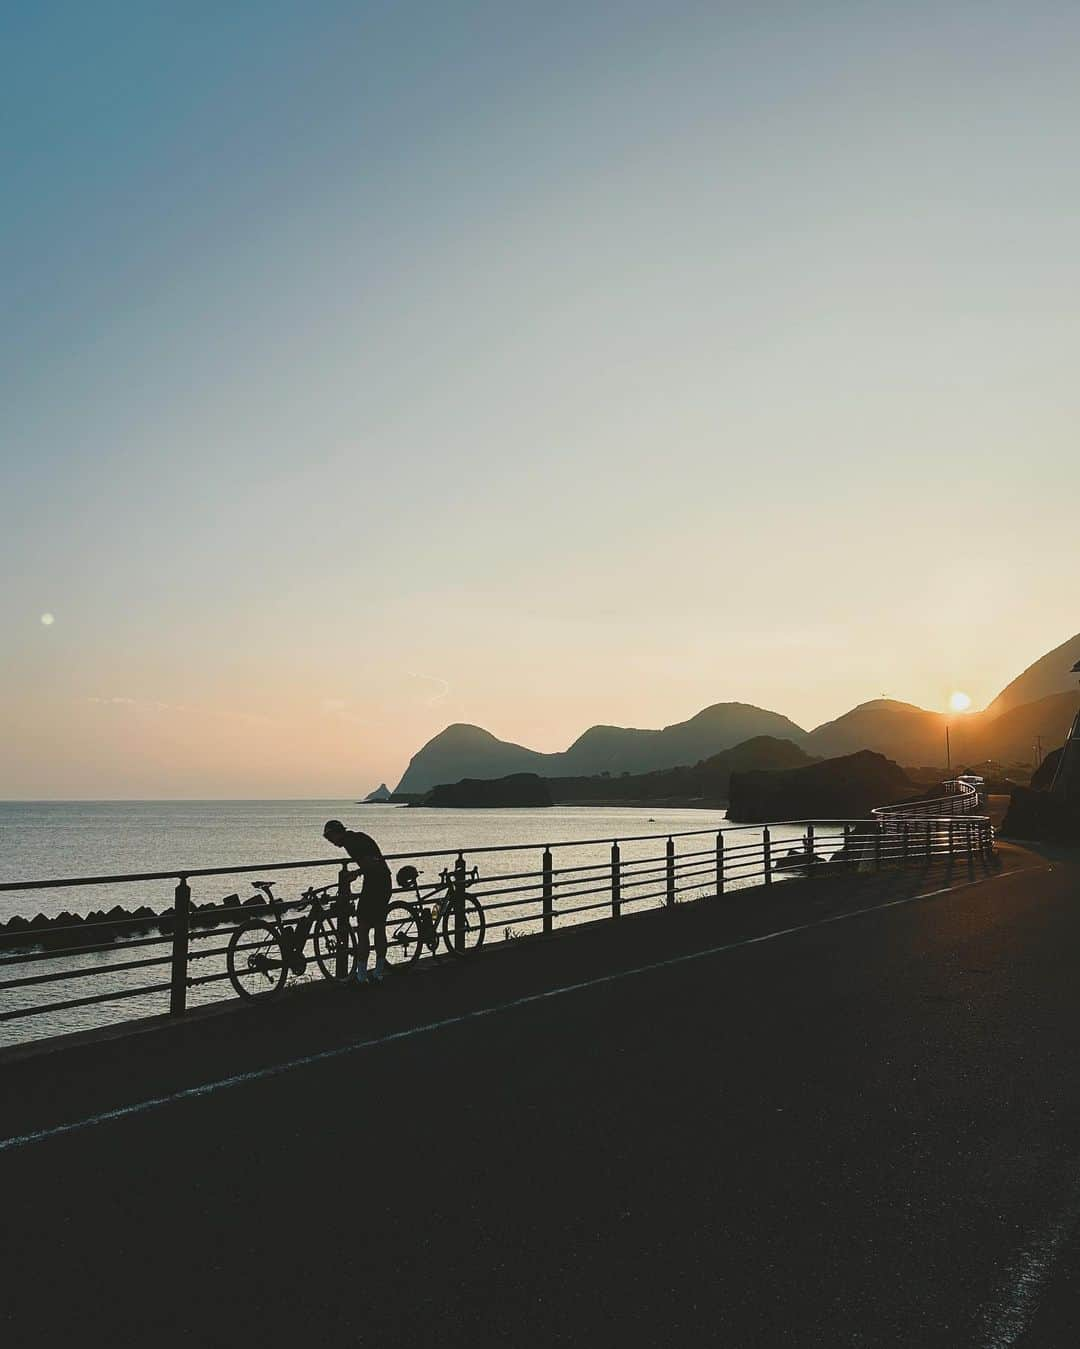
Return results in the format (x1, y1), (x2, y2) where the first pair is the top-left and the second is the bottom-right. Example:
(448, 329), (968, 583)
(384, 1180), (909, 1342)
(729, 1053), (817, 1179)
(872, 776), (981, 822)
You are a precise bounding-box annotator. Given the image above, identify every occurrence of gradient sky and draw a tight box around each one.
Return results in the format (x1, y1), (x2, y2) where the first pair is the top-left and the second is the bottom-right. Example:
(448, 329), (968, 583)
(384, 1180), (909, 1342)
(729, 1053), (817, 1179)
(3, 1), (1078, 798)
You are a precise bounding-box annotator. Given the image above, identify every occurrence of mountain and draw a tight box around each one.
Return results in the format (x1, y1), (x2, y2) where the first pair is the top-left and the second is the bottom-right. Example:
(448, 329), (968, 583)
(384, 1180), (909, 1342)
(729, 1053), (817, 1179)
(395, 703), (809, 793)
(361, 783), (393, 803)
(393, 633), (1080, 791)
(558, 703), (808, 775)
(806, 700), (947, 766)
(970, 691), (1080, 764)
(984, 631), (1080, 718)
(395, 724), (547, 794)
(804, 690), (1080, 769)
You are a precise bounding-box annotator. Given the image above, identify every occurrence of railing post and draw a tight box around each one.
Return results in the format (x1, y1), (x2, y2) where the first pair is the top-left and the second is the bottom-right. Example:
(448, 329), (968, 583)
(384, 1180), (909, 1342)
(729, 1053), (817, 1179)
(542, 847), (553, 936)
(966, 819), (974, 867)
(948, 818), (954, 862)
(169, 876), (190, 1017)
(874, 821), (882, 872)
(716, 831), (725, 896)
(902, 821), (909, 865)
(666, 837), (676, 907)
(336, 864), (352, 979)
(806, 823), (816, 877)
(763, 827), (772, 886)
(453, 853), (467, 954)
(611, 841), (621, 919)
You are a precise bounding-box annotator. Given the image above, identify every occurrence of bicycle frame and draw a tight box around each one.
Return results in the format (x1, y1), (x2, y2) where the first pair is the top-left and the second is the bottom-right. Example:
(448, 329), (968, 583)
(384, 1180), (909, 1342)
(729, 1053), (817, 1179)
(260, 884), (338, 967)
(399, 867), (479, 954)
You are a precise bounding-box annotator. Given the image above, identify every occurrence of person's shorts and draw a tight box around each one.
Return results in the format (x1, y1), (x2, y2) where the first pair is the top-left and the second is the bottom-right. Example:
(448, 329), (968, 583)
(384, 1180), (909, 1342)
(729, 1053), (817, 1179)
(355, 873), (392, 931)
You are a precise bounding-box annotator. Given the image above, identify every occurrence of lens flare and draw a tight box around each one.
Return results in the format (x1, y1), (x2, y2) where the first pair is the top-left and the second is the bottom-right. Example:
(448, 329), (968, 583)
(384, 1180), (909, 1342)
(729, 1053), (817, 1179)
(949, 690), (972, 713)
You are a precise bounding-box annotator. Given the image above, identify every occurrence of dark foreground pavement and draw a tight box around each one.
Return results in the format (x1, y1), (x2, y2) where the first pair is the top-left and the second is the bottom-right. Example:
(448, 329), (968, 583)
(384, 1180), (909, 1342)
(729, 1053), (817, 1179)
(2, 844), (1080, 1348)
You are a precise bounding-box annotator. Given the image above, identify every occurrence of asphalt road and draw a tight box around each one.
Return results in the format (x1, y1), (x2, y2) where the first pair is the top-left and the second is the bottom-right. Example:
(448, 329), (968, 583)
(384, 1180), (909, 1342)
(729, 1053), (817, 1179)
(2, 844), (1079, 1348)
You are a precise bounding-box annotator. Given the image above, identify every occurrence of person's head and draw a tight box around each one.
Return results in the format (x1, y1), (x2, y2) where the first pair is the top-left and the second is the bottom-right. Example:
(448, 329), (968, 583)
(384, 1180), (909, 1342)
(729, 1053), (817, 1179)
(323, 819), (347, 848)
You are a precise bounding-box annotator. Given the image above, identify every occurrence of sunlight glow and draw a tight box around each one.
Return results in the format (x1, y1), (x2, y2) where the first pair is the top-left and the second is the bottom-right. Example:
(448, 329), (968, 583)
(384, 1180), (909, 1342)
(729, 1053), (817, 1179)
(949, 691), (972, 713)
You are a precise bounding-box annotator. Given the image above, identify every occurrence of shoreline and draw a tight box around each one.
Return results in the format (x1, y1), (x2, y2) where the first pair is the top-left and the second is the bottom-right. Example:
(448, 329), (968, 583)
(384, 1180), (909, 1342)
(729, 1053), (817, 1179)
(407, 797), (729, 811)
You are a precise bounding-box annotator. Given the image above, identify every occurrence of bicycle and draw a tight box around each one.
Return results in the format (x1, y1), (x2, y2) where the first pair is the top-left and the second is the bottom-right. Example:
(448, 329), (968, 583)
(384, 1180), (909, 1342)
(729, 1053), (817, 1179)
(225, 879), (359, 1001)
(384, 864), (486, 969)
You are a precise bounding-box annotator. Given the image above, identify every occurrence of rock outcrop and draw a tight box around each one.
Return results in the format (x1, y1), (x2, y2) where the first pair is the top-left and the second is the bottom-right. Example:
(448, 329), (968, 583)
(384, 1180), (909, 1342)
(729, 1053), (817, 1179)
(1000, 786), (1080, 842)
(419, 773), (554, 808)
(727, 751), (915, 824)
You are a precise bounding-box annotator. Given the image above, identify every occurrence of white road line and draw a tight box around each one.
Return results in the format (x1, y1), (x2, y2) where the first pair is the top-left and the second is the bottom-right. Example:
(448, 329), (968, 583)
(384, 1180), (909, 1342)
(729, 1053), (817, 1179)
(976, 1165), (1080, 1349)
(0, 866), (1017, 1155)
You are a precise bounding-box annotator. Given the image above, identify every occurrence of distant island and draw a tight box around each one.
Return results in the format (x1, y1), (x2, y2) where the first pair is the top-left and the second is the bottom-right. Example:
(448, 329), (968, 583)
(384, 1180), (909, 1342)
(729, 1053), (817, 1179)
(358, 784), (393, 803)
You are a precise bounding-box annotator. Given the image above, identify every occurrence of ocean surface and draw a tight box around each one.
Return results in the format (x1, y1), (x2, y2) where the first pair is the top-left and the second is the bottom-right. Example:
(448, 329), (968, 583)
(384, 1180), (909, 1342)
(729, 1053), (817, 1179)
(0, 801), (818, 1048)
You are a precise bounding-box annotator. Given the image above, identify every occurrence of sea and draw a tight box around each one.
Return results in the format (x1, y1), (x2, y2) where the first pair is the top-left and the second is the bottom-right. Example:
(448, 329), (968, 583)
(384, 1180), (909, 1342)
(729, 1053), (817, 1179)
(0, 801), (818, 1048)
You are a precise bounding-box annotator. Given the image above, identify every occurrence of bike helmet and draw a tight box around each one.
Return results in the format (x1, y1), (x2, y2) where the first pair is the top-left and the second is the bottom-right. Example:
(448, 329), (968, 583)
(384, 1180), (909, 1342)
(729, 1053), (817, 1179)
(395, 865), (419, 890)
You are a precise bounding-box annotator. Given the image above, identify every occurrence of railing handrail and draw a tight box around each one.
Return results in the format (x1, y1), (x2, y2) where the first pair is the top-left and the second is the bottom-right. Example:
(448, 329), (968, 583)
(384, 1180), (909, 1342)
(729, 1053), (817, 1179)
(0, 797), (989, 894)
(872, 777), (980, 819)
(0, 784), (996, 1039)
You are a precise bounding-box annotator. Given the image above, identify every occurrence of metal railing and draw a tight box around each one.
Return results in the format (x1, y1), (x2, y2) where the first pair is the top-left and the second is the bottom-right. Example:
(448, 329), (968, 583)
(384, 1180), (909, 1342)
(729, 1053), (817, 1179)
(872, 777), (981, 821)
(0, 787), (994, 1044)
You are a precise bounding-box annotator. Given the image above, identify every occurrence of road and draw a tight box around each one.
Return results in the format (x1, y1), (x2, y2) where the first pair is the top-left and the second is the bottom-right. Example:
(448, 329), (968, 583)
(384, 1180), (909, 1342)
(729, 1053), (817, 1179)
(2, 843), (1079, 1347)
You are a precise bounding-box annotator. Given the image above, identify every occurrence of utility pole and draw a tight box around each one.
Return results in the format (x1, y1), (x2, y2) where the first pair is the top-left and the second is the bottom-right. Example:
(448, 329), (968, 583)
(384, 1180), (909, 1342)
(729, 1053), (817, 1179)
(945, 723), (951, 775)
(1034, 736), (1044, 770)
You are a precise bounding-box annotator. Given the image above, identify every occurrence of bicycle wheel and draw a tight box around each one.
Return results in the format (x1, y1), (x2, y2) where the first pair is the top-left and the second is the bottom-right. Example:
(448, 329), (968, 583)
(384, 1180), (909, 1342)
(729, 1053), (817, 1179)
(227, 920), (288, 1001)
(441, 893), (486, 956)
(313, 914), (360, 982)
(384, 902), (423, 969)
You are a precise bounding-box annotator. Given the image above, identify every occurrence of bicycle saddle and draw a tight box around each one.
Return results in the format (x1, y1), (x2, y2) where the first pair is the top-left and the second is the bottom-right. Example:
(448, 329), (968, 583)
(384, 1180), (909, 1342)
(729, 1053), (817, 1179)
(251, 880), (276, 896)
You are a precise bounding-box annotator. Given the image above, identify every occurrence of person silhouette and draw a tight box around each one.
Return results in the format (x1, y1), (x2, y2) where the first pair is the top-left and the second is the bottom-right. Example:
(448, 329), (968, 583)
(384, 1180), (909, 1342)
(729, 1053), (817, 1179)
(322, 820), (392, 984)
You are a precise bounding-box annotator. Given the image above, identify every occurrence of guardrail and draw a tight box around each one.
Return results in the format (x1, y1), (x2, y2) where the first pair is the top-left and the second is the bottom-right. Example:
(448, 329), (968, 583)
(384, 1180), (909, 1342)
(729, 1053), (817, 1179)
(0, 785), (993, 1045)
(872, 777), (982, 820)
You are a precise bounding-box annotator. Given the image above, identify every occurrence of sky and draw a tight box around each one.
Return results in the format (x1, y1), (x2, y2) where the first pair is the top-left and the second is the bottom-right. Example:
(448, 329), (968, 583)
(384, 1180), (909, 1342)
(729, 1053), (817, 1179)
(2, 1), (1078, 798)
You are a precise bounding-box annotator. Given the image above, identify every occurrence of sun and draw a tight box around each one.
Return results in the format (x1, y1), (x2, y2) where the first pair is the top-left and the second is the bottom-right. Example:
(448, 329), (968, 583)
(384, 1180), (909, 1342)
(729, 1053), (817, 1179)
(949, 690), (972, 713)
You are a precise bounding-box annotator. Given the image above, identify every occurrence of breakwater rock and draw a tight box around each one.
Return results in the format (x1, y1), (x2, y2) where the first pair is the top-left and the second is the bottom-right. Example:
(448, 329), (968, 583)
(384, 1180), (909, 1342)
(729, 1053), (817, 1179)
(0, 891), (266, 953)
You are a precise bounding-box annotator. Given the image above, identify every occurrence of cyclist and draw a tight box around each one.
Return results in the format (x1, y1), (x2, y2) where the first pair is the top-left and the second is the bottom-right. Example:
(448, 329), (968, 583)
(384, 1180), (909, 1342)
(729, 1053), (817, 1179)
(322, 820), (392, 984)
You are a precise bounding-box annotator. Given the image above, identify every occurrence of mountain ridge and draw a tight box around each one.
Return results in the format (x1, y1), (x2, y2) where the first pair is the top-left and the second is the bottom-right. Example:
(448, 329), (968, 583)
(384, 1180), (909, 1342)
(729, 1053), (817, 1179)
(395, 703), (809, 793)
(393, 632), (1080, 793)
(984, 631), (1080, 718)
